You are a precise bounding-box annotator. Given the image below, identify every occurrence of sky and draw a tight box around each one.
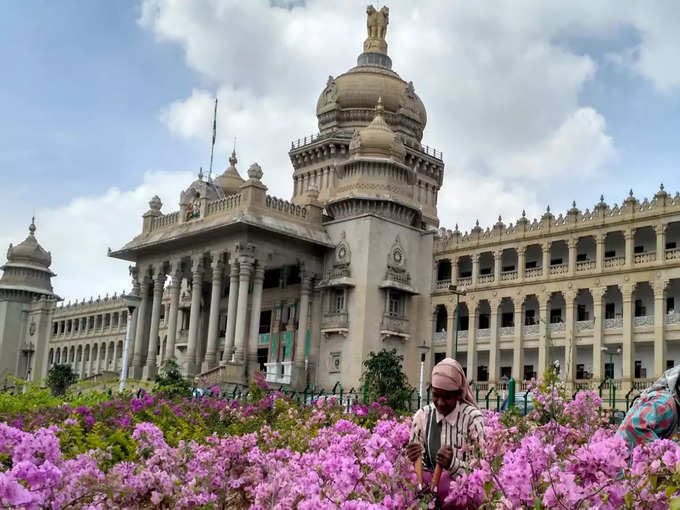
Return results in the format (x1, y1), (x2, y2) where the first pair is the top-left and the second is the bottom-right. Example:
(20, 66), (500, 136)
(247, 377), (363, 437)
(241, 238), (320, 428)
(2, 0), (680, 301)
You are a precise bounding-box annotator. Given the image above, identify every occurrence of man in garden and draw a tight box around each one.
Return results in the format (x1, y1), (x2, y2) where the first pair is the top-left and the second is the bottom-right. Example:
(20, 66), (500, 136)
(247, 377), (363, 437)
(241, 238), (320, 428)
(618, 364), (680, 449)
(406, 358), (485, 508)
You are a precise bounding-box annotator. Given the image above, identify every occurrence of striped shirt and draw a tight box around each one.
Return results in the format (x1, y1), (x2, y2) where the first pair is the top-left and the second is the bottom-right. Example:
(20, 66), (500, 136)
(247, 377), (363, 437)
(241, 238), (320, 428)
(410, 402), (485, 477)
(617, 390), (678, 449)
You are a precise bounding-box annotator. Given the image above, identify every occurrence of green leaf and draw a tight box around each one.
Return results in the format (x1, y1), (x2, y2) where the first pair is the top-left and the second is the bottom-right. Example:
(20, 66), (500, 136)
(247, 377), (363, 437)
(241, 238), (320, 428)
(667, 486), (678, 499)
(669, 497), (680, 510)
(651, 475), (658, 488)
(484, 480), (494, 498)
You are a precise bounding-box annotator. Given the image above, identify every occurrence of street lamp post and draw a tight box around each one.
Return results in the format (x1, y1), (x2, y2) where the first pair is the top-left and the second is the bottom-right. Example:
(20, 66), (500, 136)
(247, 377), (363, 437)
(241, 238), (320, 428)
(119, 294), (141, 393)
(417, 340), (430, 407)
(448, 284), (467, 359)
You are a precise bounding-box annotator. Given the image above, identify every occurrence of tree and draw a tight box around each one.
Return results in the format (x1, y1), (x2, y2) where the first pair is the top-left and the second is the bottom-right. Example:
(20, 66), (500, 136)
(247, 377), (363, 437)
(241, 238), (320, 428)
(153, 358), (192, 399)
(46, 364), (78, 396)
(361, 348), (414, 411)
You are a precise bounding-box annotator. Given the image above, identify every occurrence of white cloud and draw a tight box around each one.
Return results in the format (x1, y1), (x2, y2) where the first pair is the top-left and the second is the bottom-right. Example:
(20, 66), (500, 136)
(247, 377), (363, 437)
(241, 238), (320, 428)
(0, 171), (192, 301)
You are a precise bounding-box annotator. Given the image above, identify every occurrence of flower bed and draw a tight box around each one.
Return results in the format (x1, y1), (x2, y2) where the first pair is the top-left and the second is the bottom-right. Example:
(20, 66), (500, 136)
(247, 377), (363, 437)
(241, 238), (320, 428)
(1, 376), (680, 509)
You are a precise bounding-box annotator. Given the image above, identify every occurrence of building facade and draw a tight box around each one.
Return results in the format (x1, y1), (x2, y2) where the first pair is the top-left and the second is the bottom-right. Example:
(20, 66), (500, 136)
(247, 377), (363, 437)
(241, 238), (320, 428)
(1, 6), (679, 395)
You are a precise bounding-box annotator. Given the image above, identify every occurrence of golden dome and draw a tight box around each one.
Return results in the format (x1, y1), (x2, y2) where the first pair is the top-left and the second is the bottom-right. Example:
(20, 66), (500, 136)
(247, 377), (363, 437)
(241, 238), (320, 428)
(349, 98), (406, 161)
(214, 150), (245, 195)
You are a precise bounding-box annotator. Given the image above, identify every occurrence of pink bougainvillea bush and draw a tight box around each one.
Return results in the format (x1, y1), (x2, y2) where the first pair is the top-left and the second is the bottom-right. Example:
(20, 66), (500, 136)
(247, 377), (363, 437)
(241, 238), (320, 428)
(2, 373), (680, 509)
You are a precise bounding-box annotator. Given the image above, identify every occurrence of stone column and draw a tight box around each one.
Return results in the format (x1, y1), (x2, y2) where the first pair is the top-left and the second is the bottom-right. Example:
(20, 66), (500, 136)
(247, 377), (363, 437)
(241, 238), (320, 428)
(564, 290), (576, 385)
(308, 287), (323, 378)
(568, 238), (577, 275)
(101, 344), (108, 374)
(112, 342), (119, 372)
(595, 233), (605, 272)
(512, 297), (524, 380)
(222, 262), (240, 363)
(592, 287), (605, 382)
(493, 250), (501, 283)
(517, 247), (526, 282)
(542, 241), (551, 277)
(656, 223), (667, 264)
(233, 257), (253, 362)
(451, 257), (459, 285)
(132, 273), (151, 379)
(621, 283), (636, 389)
(446, 303), (455, 358)
(292, 273), (313, 389)
(89, 345), (95, 376)
(186, 257), (204, 376)
(624, 228), (635, 268)
(488, 298), (499, 385)
(654, 280), (668, 378)
(165, 263), (181, 361)
(537, 293), (550, 379)
(202, 257), (224, 372)
(471, 253), (479, 287)
(467, 300), (477, 380)
(144, 268), (166, 380)
(127, 267), (140, 370)
(246, 263), (266, 376)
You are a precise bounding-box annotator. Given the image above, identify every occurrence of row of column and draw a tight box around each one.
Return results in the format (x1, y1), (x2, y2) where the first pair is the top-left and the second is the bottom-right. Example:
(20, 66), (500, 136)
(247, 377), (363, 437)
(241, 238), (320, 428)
(130, 253), (315, 380)
(52, 340), (122, 378)
(444, 281), (668, 385)
(445, 223), (669, 286)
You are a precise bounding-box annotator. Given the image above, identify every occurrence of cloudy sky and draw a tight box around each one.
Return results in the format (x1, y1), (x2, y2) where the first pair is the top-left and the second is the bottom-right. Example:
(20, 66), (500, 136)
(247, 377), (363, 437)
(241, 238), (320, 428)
(2, 0), (680, 300)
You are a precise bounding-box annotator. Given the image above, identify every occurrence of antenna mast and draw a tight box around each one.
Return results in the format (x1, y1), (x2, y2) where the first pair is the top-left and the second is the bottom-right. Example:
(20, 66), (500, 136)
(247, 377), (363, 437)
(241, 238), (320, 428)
(209, 97), (218, 179)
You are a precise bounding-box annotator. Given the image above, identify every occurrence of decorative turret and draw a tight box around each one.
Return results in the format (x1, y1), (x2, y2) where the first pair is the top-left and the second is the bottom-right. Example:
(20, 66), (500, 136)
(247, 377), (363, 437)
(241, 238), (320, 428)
(0, 218), (58, 299)
(214, 150), (245, 195)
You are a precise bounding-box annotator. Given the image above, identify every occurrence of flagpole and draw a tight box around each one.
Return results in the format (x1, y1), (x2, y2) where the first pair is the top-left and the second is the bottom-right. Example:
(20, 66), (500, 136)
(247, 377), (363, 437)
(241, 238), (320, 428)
(209, 97), (218, 179)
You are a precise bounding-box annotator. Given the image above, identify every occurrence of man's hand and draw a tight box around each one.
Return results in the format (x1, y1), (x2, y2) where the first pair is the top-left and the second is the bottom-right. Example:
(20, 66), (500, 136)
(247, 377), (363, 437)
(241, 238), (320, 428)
(436, 446), (453, 468)
(405, 442), (423, 463)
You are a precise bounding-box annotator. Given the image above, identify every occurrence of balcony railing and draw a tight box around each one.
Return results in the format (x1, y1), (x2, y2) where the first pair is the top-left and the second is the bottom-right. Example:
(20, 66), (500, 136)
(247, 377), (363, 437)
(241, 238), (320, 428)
(525, 267), (543, 279)
(477, 328), (490, 338)
(633, 378), (655, 390)
(575, 319), (594, 332)
(523, 324), (539, 336)
(633, 315), (654, 327)
(549, 263), (568, 276)
(666, 248), (680, 261)
(380, 314), (409, 335)
(500, 270), (518, 281)
(576, 260), (595, 272)
(603, 256), (624, 268)
(605, 317), (623, 329)
(434, 279), (451, 291)
(458, 330), (469, 339)
(499, 326), (515, 337)
(322, 312), (349, 330)
(432, 331), (446, 342)
(549, 322), (565, 333)
(478, 274), (494, 284)
(457, 276), (472, 287)
(666, 312), (680, 324)
(634, 251), (656, 264)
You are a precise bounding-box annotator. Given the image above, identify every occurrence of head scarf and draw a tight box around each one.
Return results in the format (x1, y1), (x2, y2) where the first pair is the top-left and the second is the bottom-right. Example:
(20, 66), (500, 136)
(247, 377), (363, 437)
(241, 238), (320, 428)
(431, 357), (477, 408)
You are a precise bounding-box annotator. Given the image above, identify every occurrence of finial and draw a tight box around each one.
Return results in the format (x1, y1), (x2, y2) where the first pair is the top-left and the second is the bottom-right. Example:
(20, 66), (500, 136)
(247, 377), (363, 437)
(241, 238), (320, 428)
(475, 219), (480, 227)
(629, 189), (633, 197)
(247, 162), (263, 181)
(660, 182), (664, 191)
(546, 205), (551, 213)
(229, 149), (237, 167)
(454, 223), (459, 230)
(198, 167), (204, 180)
(522, 209), (526, 217)
(28, 217), (36, 236)
(572, 200), (576, 208)
(498, 215), (502, 221)
(600, 194), (604, 202)
(375, 96), (384, 113)
(148, 195), (162, 212)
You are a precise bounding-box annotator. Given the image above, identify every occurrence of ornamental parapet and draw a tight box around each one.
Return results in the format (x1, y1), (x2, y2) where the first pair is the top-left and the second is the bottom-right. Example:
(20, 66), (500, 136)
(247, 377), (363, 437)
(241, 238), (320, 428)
(434, 185), (679, 253)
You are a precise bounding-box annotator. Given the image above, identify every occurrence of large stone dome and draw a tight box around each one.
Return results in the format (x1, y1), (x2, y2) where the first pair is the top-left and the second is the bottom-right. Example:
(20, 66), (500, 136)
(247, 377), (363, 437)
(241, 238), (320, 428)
(315, 12), (427, 145)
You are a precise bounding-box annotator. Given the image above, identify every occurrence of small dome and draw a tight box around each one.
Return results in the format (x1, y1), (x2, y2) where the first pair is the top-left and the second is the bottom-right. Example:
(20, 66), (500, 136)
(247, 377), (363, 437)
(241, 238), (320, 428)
(349, 98), (406, 161)
(214, 150), (245, 195)
(7, 219), (51, 268)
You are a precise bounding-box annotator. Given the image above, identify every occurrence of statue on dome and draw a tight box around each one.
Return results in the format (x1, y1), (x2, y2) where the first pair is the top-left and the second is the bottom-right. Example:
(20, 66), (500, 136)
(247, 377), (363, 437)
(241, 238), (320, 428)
(364, 5), (389, 53)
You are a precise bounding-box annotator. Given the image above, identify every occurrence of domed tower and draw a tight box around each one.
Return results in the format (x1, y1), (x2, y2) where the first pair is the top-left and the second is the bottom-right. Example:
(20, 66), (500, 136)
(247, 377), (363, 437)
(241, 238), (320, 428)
(310, 6), (439, 392)
(290, 4), (443, 229)
(0, 219), (59, 384)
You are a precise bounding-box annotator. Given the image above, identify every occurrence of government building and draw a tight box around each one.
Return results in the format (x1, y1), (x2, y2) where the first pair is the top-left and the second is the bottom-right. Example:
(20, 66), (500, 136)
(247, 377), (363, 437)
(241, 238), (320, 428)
(2, 6), (679, 396)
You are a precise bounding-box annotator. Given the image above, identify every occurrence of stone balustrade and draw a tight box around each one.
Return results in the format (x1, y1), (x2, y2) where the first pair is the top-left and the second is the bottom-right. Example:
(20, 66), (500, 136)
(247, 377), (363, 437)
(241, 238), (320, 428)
(204, 194), (241, 217)
(477, 328), (490, 338)
(633, 315), (654, 327)
(665, 312), (680, 324)
(432, 331), (446, 342)
(523, 324), (539, 336)
(576, 260), (596, 272)
(499, 326), (514, 337)
(604, 256), (625, 268)
(433, 279), (451, 291)
(500, 270), (517, 281)
(666, 248), (680, 261)
(478, 274), (494, 284)
(525, 267), (543, 279)
(605, 317), (623, 329)
(549, 263), (568, 276)
(457, 276), (472, 287)
(634, 251), (656, 264)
